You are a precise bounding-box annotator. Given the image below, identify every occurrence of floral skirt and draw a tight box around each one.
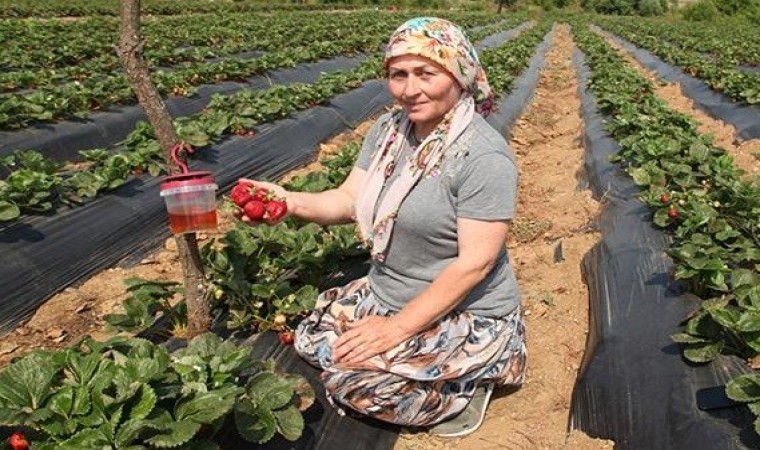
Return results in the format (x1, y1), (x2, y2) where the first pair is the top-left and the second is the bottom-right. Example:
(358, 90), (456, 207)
(294, 277), (527, 427)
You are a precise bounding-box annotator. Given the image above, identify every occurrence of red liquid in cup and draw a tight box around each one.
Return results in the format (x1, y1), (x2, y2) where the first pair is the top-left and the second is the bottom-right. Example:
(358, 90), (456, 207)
(168, 209), (217, 234)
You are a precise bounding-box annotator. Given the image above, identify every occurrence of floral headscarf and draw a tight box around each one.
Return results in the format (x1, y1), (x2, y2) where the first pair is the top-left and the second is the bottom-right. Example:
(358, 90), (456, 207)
(356, 17), (494, 262)
(384, 16), (493, 115)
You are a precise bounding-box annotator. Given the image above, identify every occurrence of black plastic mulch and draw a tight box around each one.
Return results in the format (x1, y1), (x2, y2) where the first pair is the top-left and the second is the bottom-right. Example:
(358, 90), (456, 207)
(0, 55), (368, 164)
(569, 46), (760, 450)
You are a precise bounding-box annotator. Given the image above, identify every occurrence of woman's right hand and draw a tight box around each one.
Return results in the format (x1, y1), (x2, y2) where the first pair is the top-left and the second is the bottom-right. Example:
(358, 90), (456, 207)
(236, 178), (294, 225)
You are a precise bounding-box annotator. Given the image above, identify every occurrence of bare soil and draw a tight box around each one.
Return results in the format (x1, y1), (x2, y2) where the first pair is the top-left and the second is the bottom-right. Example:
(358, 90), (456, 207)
(0, 24), (618, 450)
(598, 30), (760, 178)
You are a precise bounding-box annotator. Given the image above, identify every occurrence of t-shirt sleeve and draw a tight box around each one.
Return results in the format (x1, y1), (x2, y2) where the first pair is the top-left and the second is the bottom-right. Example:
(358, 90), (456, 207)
(455, 152), (518, 220)
(355, 113), (391, 170)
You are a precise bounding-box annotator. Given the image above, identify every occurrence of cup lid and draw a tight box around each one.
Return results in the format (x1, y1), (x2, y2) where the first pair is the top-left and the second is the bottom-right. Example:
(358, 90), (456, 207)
(160, 171), (216, 191)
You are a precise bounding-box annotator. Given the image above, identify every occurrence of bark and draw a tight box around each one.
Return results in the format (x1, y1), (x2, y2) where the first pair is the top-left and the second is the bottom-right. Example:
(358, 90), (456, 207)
(118, 0), (211, 337)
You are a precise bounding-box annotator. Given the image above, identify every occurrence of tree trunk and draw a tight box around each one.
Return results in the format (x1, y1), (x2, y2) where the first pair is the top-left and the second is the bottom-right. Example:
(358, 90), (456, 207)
(117, 0), (211, 337)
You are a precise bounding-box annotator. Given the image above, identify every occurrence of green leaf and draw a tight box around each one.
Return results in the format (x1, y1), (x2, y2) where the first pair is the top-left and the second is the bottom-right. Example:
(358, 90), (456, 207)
(685, 310), (722, 338)
(48, 386), (75, 418)
(71, 386), (91, 417)
(175, 387), (240, 424)
(0, 351), (57, 412)
(748, 400), (760, 416)
(66, 352), (102, 388)
(246, 372), (294, 410)
(653, 207), (672, 228)
(736, 311), (760, 332)
(235, 402), (277, 444)
(114, 418), (157, 448)
(726, 374), (760, 402)
(57, 427), (111, 449)
(128, 384), (158, 421)
(706, 307), (739, 329)
(179, 333), (222, 359)
(688, 142), (710, 162)
(671, 333), (709, 344)
(629, 166), (651, 186)
(743, 331), (760, 354)
(170, 355), (208, 387)
(683, 340), (723, 363)
(208, 343), (253, 376)
(0, 200), (20, 221)
(145, 419), (201, 448)
(125, 358), (162, 383)
(273, 405), (304, 441)
(113, 369), (142, 403)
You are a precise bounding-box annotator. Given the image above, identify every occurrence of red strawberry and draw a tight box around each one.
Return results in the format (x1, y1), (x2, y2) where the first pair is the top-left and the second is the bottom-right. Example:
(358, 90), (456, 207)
(252, 187), (270, 202)
(667, 206), (679, 219)
(265, 200), (288, 221)
(278, 331), (295, 346)
(9, 432), (29, 450)
(230, 183), (253, 207)
(659, 193), (670, 203)
(243, 200), (266, 221)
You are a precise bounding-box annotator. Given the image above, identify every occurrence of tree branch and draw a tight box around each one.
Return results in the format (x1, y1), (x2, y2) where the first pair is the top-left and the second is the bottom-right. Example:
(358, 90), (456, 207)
(118, 0), (211, 337)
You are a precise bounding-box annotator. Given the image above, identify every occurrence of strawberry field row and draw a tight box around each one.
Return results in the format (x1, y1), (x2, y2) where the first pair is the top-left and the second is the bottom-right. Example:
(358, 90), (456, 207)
(572, 19), (760, 436)
(0, 11), (513, 130)
(0, 12), (416, 130)
(597, 16), (760, 67)
(0, 0), (357, 18)
(594, 16), (760, 105)
(1, 11), (501, 78)
(0, 16), (531, 223)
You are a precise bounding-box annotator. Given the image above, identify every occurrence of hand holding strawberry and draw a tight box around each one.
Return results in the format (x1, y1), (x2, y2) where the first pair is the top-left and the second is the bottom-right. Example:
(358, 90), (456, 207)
(229, 179), (291, 225)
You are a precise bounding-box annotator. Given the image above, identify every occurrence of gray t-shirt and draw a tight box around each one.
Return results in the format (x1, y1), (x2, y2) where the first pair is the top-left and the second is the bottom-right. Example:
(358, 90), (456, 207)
(355, 112), (521, 317)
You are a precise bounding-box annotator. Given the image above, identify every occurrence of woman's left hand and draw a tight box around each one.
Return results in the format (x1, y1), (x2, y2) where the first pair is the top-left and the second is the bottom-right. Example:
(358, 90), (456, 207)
(332, 316), (413, 364)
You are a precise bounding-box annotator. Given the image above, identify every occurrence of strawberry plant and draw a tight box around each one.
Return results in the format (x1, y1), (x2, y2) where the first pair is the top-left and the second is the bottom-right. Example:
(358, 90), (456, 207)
(0, 10), (517, 130)
(103, 278), (187, 337)
(574, 19), (760, 434)
(202, 144), (369, 331)
(0, 333), (314, 448)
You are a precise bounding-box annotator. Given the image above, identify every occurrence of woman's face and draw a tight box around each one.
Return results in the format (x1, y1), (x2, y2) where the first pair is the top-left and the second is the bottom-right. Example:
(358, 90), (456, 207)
(387, 55), (463, 137)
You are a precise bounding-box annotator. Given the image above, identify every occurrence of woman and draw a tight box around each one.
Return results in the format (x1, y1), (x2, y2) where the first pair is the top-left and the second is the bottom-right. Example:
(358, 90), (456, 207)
(243, 17), (526, 437)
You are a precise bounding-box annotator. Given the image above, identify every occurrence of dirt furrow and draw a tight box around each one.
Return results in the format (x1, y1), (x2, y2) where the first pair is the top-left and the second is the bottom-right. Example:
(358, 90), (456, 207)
(597, 29), (760, 178)
(396, 23), (611, 450)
